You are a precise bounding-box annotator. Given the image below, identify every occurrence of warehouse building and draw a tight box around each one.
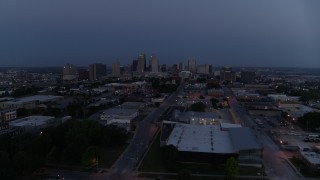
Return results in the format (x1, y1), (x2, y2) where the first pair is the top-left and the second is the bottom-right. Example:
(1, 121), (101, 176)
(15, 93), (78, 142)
(100, 107), (138, 131)
(165, 123), (263, 167)
(9, 116), (55, 133)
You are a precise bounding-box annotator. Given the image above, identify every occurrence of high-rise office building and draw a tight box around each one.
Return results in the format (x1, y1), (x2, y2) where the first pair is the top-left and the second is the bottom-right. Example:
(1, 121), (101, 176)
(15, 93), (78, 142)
(171, 64), (178, 75)
(62, 63), (78, 81)
(149, 55), (159, 72)
(241, 71), (256, 83)
(89, 63), (106, 81)
(188, 59), (197, 73)
(178, 62), (184, 71)
(112, 61), (121, 77)
(220, 67), (236, 83)
(136, 53), (146, 73)
(132, 60), (138, 72)
(209, 65), (213, 75)
(161, 64), (167, 72)
(78, 68), (89, 80)
(137, 59), (144, 73)
(197, 64), (210, 75)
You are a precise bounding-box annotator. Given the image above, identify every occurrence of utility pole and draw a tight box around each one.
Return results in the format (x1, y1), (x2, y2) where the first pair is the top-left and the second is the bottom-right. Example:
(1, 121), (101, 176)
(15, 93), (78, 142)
(96, 156), (99, 169)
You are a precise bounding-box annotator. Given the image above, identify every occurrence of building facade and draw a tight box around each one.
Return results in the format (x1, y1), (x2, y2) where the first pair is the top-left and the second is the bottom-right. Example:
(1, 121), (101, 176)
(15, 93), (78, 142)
(112, 61), (121, 77)
(197, 64), (211, 75)
(149, 55), (159, 72)
(62, 63), (78, 81)
(89, 63), (106, 80)
(136, 53), (146, 74)
(188, 59), (197, 73)
(220, 67), (236, 83)
(0, 108), (17, 121)
(241, 71), (256, 83)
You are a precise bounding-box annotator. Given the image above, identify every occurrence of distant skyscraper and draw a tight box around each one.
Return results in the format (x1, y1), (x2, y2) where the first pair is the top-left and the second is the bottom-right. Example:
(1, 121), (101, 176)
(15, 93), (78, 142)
(241, 71), (256, 83)
(89, 63), (106, 81)
(137, 53), (146, 74)
(220, 67), (236, 83)
(161, 64), (167, 72)
(124, 64), (132, 74)
(62, 63), (78, 81)
(208, 65), (213, 75)
(178, 62), (184, 71)
(112, 61), (121, 77)
(172, 64), (178, 74)
(78, 68), (89, 80)
(197, 64), (210, 75)
(149, 55), (159, 72)
(132, 60), (138, 72)
(188, 59), (197, 73)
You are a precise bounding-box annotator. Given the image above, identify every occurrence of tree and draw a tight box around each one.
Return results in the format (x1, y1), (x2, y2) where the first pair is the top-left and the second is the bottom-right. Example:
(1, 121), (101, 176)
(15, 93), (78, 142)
(177, 170), (193, 180)
(210, 98), (219, 109)
(44, 107), (62, 117)
(13, 151), (41, 175)
(62, 143), (82, 165)
(17, 108), (30, 117)
(196, 78), (206, 83)
(82, 146), (99, 167)
(0, 151), (16, 180)
(189, 102), (206, 112)
(298, 112), (320, 131)
(162, 145), (178, 168)
(275, 84), (289, 94)
(46, 146), (62, 163)
(207, 83), (221, 89)
(225, 157), (239, 180)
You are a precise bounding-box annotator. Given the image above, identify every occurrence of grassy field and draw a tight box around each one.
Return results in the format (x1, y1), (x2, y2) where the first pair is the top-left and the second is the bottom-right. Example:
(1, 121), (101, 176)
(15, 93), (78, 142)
(289, 157), (320, 178)
(139, 133), (263, 176)
(98, 145), (128, 168)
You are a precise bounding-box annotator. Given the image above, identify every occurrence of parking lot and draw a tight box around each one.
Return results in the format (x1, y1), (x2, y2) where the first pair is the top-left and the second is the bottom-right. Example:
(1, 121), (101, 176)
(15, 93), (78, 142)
(243, 114), (320, 152)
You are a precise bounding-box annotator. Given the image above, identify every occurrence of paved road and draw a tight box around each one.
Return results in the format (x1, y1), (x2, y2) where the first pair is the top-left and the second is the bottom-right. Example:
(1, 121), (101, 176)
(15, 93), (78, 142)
(223, 86), (301, 180)
(105, 82), (185, 179)
(42, 83), (185, 180)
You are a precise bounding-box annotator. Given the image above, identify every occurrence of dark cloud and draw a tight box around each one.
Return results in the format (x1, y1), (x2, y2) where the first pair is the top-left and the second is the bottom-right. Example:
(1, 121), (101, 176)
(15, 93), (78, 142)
(0, 0), (319, 67)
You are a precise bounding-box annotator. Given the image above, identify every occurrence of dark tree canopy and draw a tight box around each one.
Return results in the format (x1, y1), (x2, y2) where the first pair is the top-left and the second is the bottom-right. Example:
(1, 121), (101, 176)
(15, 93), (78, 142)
(225, 157), (239, 180)
(298, 112), (320, 131)
(0, 120), (129, 178)
(189, 102), (206, 112)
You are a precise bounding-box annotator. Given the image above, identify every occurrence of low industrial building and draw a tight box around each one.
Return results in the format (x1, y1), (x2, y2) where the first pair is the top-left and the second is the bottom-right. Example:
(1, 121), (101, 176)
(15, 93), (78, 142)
(0, 108), (17, 121)
(299, 150), (320, 170)
(100, 107), (138, 131)
(120, 102), (146, 109)
(0, 95), (62, 109)
(207, 89), (224, 98)
(268, 94), (300, 103)
(173, 110), (220, 125)
(165, 123), (263, 167)
(9, 116), (55, 132)
(278, 103), (316, 119)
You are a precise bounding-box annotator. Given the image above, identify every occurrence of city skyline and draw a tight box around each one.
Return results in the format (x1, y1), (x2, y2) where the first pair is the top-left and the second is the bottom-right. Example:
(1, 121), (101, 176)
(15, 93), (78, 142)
(1, 1), (320, 179)
(0, 0), (320, 68)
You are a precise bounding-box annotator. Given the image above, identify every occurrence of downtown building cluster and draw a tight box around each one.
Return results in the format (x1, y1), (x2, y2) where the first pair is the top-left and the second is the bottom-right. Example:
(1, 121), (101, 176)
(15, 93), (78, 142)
(62, 53), (216, 81)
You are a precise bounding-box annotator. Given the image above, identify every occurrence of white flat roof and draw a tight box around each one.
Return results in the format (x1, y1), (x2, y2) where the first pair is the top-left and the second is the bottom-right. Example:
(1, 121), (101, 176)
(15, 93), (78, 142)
(101, 107), (137, 116)
(10, 116), (54, 127)
(220, 123), (242, 129)
(301, 151), (320, 165)
(166, 123), (234, 154)
(120, 102), (146, 108)
(9, 95), (61, 104)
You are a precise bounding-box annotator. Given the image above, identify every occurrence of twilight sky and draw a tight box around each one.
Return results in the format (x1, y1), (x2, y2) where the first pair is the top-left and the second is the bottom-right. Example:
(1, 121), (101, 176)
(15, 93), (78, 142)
(0, 0), (319, 67)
